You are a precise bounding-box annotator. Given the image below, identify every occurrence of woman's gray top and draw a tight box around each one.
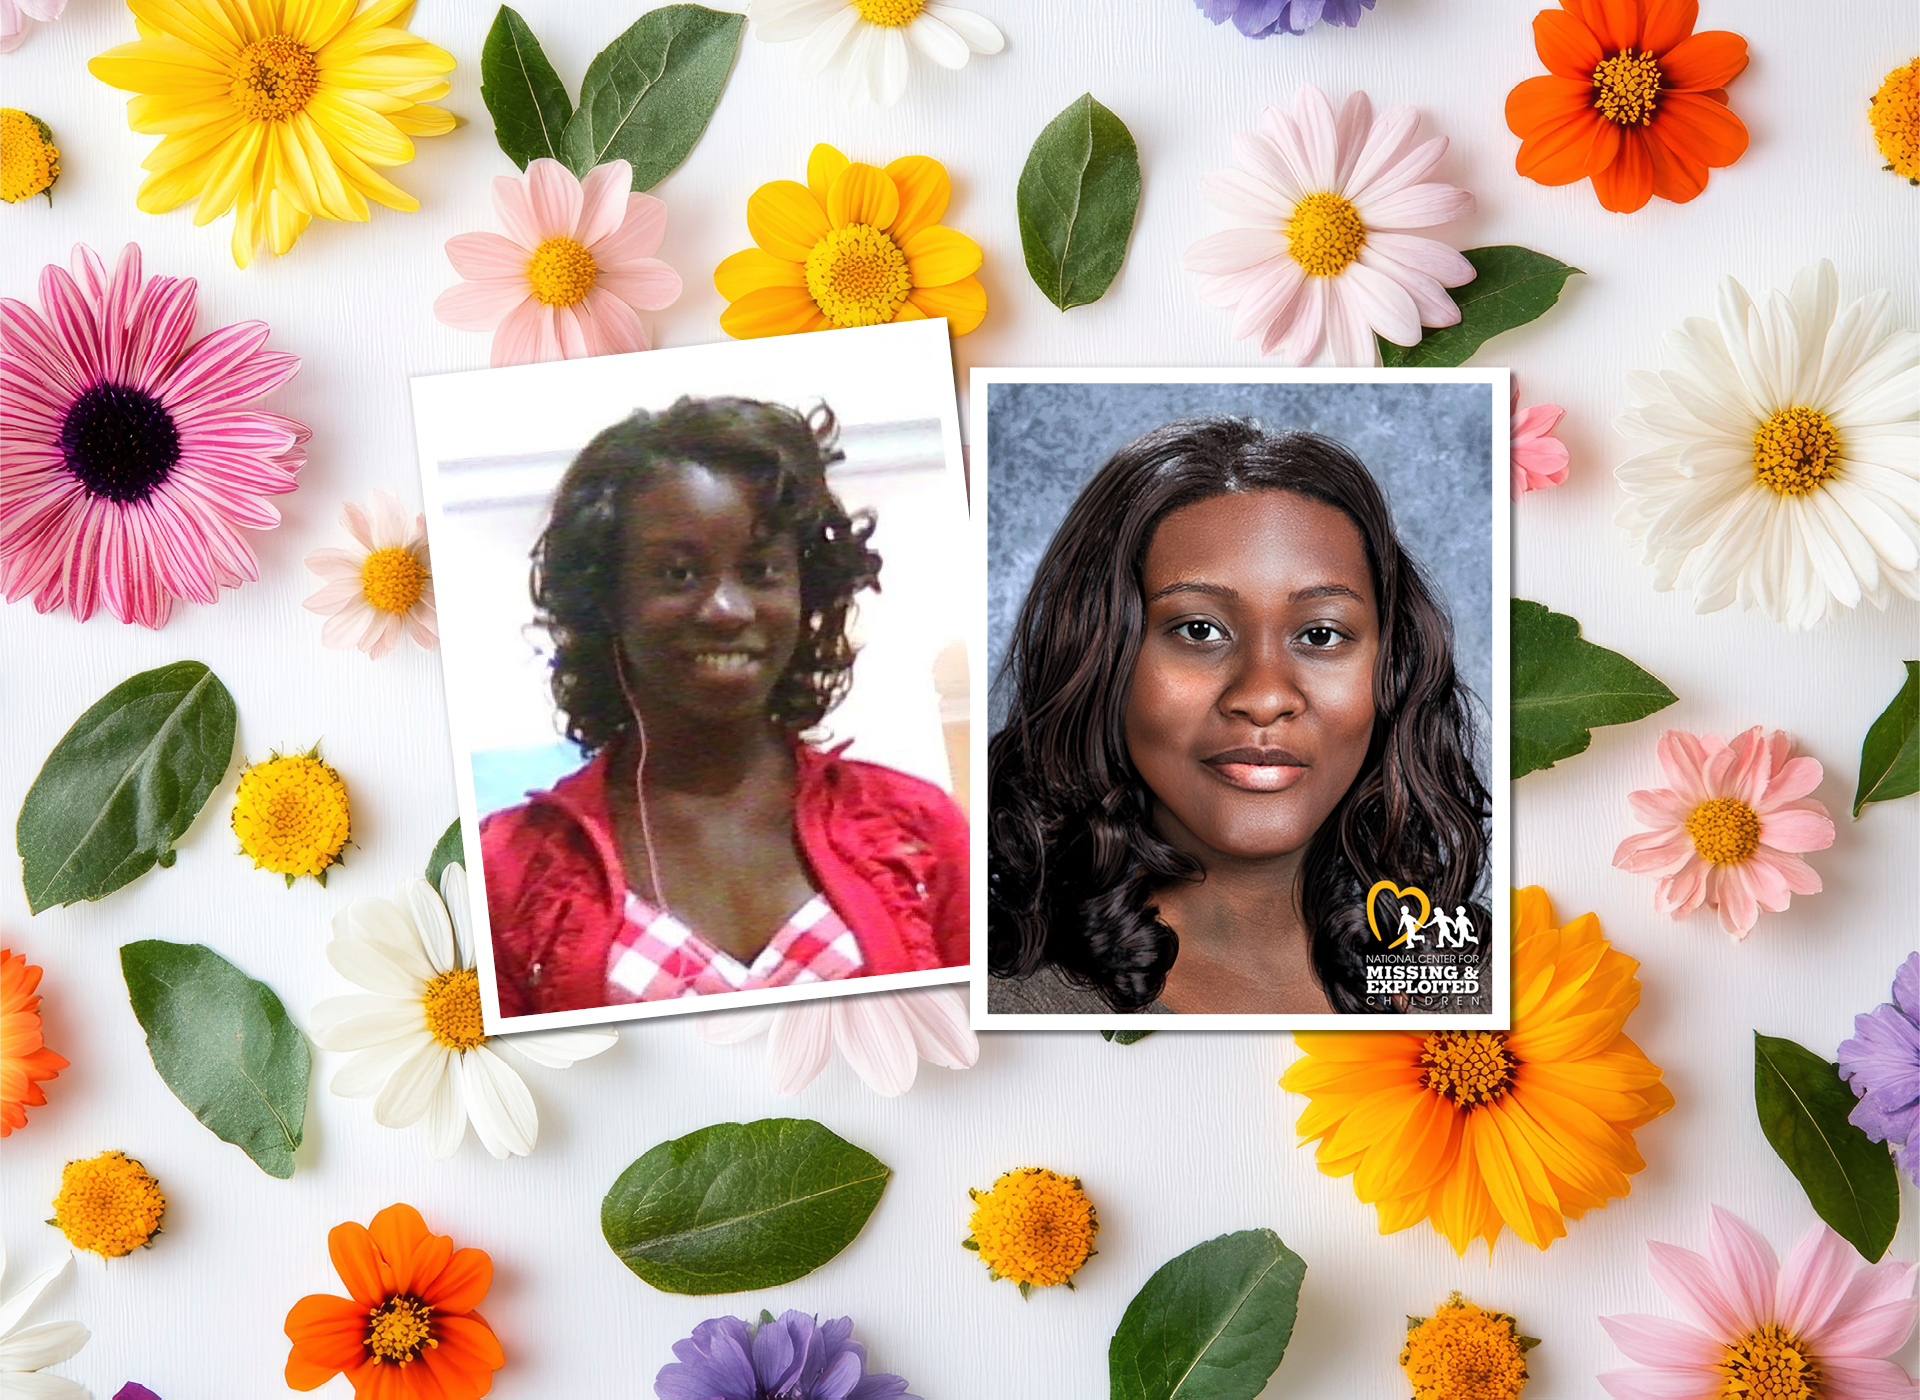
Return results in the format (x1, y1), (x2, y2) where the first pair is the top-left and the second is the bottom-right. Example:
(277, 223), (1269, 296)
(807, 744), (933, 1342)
(987, 963), (1172, 1015)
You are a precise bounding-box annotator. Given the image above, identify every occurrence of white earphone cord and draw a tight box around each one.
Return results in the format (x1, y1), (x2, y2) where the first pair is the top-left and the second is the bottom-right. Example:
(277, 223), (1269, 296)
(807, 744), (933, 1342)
(613, 649), (668, 911)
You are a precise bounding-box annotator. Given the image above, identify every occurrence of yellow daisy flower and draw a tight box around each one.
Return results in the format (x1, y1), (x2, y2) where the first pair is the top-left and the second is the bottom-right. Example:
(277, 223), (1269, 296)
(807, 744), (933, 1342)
(52, 1150), (166, 1258)
(963, 1166), (1097, 1296)
(88, 0), (456, 268)
(717, 142), (986, 338)
(232, 744), (351, 886)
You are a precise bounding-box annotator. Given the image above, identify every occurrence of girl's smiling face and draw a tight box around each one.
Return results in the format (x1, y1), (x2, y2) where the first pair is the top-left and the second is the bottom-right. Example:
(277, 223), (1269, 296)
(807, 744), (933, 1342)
(1123, 488), (1380, 866)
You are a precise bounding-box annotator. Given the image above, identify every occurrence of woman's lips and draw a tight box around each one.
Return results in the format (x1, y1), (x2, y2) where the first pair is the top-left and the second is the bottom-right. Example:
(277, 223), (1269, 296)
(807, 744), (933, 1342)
(689, 650), (765, 678)
(1203, 746), (1309, 792)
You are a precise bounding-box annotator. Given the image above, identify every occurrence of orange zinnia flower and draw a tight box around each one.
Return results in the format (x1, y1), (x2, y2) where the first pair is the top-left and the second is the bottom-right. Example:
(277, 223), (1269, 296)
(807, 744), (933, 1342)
(1, 947), (68, 1136)
(1281, 887), (1674, 1255)
(1505, 0), (1749, 213)
(285, 1204), (504, 1400)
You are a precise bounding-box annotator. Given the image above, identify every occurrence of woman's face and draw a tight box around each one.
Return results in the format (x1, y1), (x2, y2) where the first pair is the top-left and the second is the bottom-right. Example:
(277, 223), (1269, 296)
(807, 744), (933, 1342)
(615, 460), (802, 723)
(1123, 489), (1380, 866)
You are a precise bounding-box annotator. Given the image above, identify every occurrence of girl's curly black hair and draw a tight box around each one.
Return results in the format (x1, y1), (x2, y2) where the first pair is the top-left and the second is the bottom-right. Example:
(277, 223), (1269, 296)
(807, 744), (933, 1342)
(988, 417), (1490, 1013)
(531, 395), (880, 753)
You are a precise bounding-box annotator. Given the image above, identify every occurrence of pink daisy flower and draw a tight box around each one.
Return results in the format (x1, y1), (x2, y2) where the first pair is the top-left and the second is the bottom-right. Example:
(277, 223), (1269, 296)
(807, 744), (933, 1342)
(433, 158), (683, 368)
(1612, 727), (1835, 940)
(1, 243), (306, 629)
(302, 489), (437, 659)
(1183, 86), (1476, 366)
(697, 986), (978, 1097)
(1512, 376), (1570, 501)
(1600, 1206), (1916, 1400)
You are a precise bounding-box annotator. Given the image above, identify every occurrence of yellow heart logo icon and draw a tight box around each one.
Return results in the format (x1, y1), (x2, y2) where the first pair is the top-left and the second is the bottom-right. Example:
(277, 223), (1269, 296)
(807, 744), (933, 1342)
(1365, 879), (1432, 947)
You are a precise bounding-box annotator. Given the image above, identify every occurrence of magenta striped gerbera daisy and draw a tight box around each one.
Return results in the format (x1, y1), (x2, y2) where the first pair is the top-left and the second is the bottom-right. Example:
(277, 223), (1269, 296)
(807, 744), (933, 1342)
(1, 243), (307, 628)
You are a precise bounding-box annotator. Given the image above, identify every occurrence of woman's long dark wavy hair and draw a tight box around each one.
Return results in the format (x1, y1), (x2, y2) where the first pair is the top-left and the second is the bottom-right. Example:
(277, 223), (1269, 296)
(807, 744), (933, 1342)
(531, 395), (880, 753)
(989, 418), (1490, 1012)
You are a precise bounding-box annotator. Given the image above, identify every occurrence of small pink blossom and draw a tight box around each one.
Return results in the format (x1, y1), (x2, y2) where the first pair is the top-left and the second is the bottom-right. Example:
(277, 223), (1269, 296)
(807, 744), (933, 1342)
(1600, 1206), (1916, 1400)
(0, 0), (64, 52)
(433, 158), (682, 368)
(697, 986), (978, 1097)
(1511, 376), (1569, 500)
(1612, 727), (1834, 940)
(301, 489), (436, 660)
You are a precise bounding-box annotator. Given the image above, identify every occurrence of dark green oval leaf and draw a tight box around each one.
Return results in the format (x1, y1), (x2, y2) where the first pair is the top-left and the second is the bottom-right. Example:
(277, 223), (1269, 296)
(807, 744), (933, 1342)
(121, 941), (310, 1179)
(602, 1117), (890, 1294)
(1854, 660), (1917, 818)
(1753, 1032), (1899, 1262)
(481, 5), (574, 170)
(1512, 599), (1677, 778)
(559, 4), (744, 190)
(1110, 1228), (1306, 1400)
(1379, 246), (1582, 368)
(17, 661), (237, 913)
(1101, 1029), (1155, 1045)
(425, 818), (465, 888)
(1018, 93), (1142, 311)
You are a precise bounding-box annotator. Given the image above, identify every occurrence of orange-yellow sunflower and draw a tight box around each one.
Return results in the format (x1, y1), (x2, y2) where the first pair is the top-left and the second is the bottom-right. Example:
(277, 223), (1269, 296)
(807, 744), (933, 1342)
(89, 0), (455, 268)
(717, 142), (987, 338)
(1281, 887), (1674, 1256)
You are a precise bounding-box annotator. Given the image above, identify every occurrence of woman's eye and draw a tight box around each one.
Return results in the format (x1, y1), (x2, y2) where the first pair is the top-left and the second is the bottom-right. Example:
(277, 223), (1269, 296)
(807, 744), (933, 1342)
(659, 563), (697, 586)
(1175, 620), (1225, 643)
(1300, 625), (1345, 648)
(746, 558), (790, 585)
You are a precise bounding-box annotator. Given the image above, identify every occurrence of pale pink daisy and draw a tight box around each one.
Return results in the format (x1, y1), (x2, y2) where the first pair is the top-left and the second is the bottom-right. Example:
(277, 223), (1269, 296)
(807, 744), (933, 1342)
(1612, 727), (1835, 940)
(302, 489), (436, 659)
(0, 0), (64, 53)
(1184, 86), (1476, 366)
(697, 986), (978, 1097)
(1600, 1206), (1916, 1400)
(1512, 376), (1569, 501)
(433, 158), (682, 368)
(1, 243), (306, 629)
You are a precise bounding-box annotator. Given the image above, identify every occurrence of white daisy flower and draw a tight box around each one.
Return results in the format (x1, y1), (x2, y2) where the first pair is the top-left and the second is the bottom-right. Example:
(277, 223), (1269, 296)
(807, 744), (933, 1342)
(749, 0), (1003, 108)
(301, 488), (438, 659)
(697, 985), (978, 1096)
(0, 1243), (87, 1400)
(310, 864), (617, 1160)
(1615, 261), (1920, 630)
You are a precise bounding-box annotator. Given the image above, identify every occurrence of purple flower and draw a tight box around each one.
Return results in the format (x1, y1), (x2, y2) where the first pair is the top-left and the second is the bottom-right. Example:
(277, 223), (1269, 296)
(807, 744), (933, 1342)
(1194, 0), (1375, 38)
(1837, 951), (1920, 1186)
(115, 1388), (162, 1400)
(656, 1311), (918, 1400)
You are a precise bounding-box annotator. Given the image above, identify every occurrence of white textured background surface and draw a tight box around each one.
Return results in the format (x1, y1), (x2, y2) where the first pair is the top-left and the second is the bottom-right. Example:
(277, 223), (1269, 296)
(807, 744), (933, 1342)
(2, 2), (1916, 1397)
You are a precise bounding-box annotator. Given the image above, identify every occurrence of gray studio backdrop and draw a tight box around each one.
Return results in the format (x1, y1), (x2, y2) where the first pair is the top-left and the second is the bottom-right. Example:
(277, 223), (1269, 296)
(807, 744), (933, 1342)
(985, 380), (1494, 767)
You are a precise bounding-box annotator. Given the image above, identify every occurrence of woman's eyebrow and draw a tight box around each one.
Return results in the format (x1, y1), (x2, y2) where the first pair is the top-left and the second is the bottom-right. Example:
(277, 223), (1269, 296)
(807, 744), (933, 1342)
(1290, 583), (1367, 603)
(1147, 580), (1240, 603)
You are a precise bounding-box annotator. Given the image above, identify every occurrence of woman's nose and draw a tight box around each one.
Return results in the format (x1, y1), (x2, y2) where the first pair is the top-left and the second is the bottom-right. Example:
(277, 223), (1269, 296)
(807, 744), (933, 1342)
(1219, 635), (1306, 726)
(696, 574), (755, 625)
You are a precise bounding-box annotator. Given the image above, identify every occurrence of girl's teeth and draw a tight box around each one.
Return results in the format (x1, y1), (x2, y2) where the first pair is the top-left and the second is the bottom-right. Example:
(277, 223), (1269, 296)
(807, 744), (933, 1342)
(696, 653), (756, 672)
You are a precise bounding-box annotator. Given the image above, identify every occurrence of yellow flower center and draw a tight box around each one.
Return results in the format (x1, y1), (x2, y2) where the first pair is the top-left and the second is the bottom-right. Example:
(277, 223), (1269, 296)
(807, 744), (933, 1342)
(229, 35), (321, 122)
(1400, 1293), (1531, 1400)
(1752, 406), (1840, 496)
(525, 237), (598, 308)
(1869, 57), (1919, 183)
(1686, 796), (1761, 865)
(852, 0), (926, 25)
(232, 751), (351, 882)
(804, 223), (913, 327)
(0, 108), (59, 204)
(52, 1150), (166, 1259)
(1285, 191), (1367, 278)
(1420, 1031), (1516, 1109)
(366, 1294), (436, 1364)
(422, 968), (487, 1051)
(1718, 1322), (1819, 1400)
(360, 545), (426, 614)
(1592, 49), (1663, 126)
(965, 1167), (1098, 1289)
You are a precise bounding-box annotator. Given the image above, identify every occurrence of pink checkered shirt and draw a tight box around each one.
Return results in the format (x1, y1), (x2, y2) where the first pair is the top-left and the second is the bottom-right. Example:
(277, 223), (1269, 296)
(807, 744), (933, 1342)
(603, 890), (865, 1003)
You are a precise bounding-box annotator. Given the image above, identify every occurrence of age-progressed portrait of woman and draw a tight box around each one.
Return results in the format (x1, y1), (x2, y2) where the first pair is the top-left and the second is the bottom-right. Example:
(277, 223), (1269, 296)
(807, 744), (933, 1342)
(413, 323), (975, 1032)
(973, 372), (1510, 1028)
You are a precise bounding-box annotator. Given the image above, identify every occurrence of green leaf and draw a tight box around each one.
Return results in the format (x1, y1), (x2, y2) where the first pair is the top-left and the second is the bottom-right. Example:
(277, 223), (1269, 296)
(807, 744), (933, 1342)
(1753, 1032), (1899, 1262)
(1109, 1228), (1306, 1400)
(1101, 1030), (1155, 1045)
(480, 5), (575, 170)
(601, 1118), (890, 1294)
(1853, 660), (1918, 817)
(1379, 246), (1582, 368)
(425, 818), (465, 888)
(1511, 599), (1677, 779)
(1017, 93), (1142, 311)
(17, 661), (237, 913)
(120, 941), (310, 1179)
(559, 4), (745, 190)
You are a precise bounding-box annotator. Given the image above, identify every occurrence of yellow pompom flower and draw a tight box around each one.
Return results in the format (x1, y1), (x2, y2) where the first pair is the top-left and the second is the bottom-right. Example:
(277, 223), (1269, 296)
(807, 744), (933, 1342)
(1, 108), (60, 204)
(963, 1166), (1097, 1296)
(1281, 887), (1674, 1256)
(1401, 1293), (1537, 1400)
(88, 0), (456, 268)
(52, 1150), (166, 1258)
(717, 143), (987, 339)
(1869, 57), (1919, 184)
(232, 744), (351, 886)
